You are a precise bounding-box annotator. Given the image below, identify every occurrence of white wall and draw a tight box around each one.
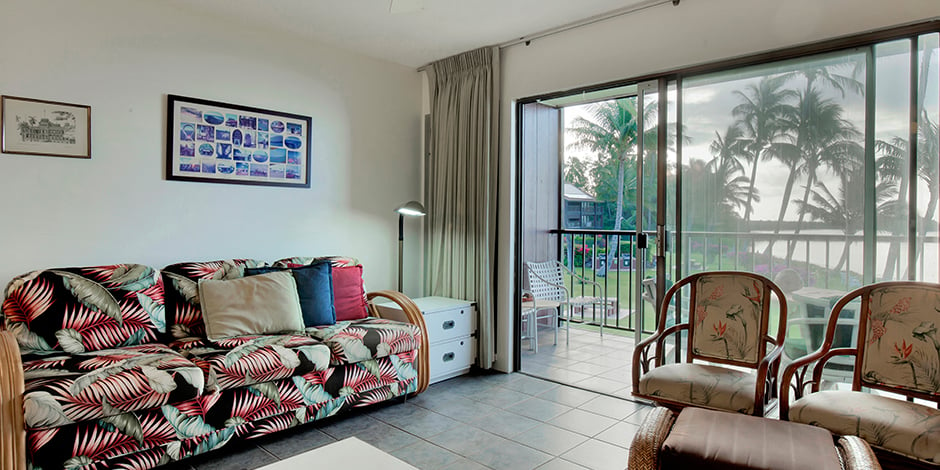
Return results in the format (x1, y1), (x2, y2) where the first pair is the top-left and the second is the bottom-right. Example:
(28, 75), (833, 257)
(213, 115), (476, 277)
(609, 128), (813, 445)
(0, 1), (424, 293)
(496, 0), (939, 371)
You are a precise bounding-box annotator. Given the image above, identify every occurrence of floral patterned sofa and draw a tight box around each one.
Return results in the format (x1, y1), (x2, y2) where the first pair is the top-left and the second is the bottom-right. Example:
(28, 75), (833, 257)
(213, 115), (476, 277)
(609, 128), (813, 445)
(0, 257), (428, 470)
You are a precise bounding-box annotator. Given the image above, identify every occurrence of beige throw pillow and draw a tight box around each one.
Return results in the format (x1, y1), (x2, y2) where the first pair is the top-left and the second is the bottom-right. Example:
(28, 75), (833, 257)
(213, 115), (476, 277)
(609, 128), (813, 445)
(198, 270), (304, 340)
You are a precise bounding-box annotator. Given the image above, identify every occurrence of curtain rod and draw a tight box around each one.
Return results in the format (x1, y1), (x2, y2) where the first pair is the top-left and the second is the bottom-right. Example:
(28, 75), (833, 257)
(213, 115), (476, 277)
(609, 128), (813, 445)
(417, 0), (679, 72)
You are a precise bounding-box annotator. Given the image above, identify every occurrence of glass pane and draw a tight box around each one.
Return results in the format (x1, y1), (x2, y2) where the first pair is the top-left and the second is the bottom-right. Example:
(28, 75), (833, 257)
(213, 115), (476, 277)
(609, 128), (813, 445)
(681, 51), (867, 292)
(874, 40), (912, 282)
(642, 88), (659, 334)
(916, 33), (939, 282)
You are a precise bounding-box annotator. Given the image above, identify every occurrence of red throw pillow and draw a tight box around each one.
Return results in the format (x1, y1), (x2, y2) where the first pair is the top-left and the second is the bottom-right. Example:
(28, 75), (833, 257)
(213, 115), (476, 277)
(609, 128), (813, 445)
(333, 265), (369, 321)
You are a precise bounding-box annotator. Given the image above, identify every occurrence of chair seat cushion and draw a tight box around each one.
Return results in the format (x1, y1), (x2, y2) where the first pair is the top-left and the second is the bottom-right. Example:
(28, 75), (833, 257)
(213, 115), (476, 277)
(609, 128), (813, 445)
(22, 344), (204, 430)
(789, 390), (940, 464)
(177, 334), (332, 392)
(662, 407), (842, 470)
(638, 363), (757, 414)
(306, 318), (423, 366)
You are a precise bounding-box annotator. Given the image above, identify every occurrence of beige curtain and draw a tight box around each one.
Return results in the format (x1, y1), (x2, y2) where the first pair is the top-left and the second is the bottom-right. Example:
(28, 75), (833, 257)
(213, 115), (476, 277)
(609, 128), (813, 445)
(425, 47), (499, 368)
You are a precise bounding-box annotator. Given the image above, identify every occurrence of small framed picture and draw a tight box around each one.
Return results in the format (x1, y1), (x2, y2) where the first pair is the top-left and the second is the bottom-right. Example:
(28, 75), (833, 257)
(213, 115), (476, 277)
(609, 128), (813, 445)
(1, 95), (91, 159)
(166, 94), (312, 188)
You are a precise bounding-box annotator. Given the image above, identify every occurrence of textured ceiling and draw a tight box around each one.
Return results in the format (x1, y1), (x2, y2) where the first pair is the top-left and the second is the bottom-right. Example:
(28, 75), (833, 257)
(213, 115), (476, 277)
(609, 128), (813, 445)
(164, 0), (658, 68)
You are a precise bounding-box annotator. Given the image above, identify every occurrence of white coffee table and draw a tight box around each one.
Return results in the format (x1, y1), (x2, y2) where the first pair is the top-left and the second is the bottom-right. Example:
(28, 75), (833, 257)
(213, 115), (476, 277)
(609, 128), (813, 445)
(256, 437), (418, 469)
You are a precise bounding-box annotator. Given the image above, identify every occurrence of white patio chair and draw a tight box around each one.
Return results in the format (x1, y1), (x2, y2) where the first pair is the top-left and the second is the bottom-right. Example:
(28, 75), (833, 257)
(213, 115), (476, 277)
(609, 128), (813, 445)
(525, 260), (616, 344)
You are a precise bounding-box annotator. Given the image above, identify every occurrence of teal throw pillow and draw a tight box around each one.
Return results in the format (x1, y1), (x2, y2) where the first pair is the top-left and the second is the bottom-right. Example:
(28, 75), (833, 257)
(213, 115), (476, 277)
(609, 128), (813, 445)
(245, 262), (336, 326)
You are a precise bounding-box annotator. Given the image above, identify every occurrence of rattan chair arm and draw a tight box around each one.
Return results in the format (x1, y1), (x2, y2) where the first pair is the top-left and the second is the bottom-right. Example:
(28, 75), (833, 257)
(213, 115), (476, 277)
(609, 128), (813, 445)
(627, 407), (676, 470)
(366, 291), (429, 395)
(837, 435), (882, 470)
(0, 330), (25, 470)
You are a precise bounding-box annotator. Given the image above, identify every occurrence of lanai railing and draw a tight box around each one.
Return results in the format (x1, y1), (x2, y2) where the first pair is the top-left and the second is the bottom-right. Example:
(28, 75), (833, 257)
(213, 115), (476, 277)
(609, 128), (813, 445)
(553, 228), (938, 335)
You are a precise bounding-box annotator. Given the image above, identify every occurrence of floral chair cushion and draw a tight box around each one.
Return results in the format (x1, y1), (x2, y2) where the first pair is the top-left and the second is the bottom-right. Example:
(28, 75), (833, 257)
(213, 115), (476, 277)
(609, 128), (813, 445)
(21, 343), (204, 430)
(691, 274), (765, 363)
(789, 390), (940, 465)
(637, 363), (758, 414)
(2, 265), (166, 354)
(161, 259), (268, 339)
(175, 334), (332, 392)
(861, 284), (940, 395)
(305, 317), (423, 366)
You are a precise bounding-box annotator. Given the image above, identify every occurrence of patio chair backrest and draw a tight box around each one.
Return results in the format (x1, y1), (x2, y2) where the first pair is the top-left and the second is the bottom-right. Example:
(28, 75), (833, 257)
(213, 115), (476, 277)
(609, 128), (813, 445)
(849, 282), (940, 398)
(683, 272), (785, 367)
(526, 261), (567, 303)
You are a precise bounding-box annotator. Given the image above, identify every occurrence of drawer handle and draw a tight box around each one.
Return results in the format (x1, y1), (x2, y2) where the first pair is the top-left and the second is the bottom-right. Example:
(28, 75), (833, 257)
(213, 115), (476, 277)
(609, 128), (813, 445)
(442, 352), (455, 362)
(442, 320), (456, 330)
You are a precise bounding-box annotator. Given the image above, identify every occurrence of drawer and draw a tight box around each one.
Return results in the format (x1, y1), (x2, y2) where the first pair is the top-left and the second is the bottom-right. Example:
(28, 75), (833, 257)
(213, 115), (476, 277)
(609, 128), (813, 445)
(428, 337), (475, 381)
(425, 306), (475, 344)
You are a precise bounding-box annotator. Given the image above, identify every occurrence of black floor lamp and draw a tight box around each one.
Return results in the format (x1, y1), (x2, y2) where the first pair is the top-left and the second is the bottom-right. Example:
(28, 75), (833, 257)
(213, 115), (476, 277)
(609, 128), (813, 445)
(396, 200), (426, 292)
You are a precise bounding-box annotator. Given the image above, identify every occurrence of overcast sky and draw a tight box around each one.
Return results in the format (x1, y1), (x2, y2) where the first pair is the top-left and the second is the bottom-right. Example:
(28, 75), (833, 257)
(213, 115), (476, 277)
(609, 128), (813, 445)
(562, 37), (939, 223)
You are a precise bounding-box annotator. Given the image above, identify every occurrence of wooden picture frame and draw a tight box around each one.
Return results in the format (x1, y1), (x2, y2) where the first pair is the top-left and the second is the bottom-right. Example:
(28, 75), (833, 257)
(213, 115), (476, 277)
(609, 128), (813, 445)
(166, 94), (312, 188)
(1, 95), (91, 159)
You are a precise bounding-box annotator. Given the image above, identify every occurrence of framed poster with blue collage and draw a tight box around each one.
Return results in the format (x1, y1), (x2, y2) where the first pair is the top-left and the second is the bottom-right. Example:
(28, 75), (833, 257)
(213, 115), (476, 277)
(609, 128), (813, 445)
(165, 94), (311, 188)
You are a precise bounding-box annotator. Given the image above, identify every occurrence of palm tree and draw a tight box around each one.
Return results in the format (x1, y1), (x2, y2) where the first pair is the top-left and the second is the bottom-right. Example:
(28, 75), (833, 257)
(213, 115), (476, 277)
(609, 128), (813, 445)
(568, 98), (661, 273)
(876, 112), (940, 279)
(781, 59), (865, 261)
(564, 156), (593, 193)
(761, 87), (863, 261)
(568, 98), (639, 236)
(731, 75), (797, 223)
(795, 157), (896, 273)
(707, 125), (758, 218)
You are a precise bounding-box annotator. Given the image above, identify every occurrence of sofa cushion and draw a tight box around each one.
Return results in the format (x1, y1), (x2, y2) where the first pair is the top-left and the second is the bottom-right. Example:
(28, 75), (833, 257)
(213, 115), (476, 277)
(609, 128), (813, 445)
(638, 363), (757, 414)
(21, 343), (204, 430)
(789, 390), (940, 465)
(306, 317), (423, 366)
(198, 271), (304, 340)
(274, 256), (368, 321)
(333, 266), (369, 321)
(178, 334), (332, 392)
(162, 259), (268, 339)
(245, 262), (336, 327)
(2, 264), (166, 353)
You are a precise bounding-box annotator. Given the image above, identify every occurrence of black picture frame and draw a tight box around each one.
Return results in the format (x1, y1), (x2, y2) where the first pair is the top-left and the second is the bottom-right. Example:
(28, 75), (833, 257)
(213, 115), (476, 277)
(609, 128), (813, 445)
(1, 95), (91, 159)
(165, 94), (311, 188)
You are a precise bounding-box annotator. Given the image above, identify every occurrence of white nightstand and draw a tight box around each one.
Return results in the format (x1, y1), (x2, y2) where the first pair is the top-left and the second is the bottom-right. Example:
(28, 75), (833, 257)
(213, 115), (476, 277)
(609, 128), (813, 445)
(376, 296), (477, 384)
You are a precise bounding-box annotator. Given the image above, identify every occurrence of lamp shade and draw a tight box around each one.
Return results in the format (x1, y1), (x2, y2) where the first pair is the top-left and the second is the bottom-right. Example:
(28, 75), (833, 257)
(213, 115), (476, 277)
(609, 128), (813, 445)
(396, 200), (427, 217)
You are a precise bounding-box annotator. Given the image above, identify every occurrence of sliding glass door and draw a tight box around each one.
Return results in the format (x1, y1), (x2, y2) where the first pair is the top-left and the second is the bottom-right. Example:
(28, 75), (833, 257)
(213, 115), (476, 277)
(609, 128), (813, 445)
(677, 33), (939, 288)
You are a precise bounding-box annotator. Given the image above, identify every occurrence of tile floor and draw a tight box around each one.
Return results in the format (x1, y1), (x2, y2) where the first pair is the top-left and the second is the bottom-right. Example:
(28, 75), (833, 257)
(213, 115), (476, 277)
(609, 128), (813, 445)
(162, 372), (654, 470)
(520, 322), (637, 399)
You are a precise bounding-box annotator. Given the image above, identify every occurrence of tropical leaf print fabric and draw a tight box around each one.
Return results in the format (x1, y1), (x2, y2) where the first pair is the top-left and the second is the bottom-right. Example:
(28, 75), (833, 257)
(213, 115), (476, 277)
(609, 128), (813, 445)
(691, 274), (765, 363)
(22, 344), (204, 429)
(307, 318), (423, 365)
(24, 352), (419, 470)
(5, 258), (426, 470)
(2, 265), (165, 353)
(861, 285), (940, 394)
(273, 256), (359, 269)
(179, 334), (332, 392)
(162, 259), (268, 339)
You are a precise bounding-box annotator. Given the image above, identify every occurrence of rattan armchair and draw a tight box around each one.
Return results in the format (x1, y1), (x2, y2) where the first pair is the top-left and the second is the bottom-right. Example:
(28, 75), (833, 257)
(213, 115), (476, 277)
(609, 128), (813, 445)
(632, 271), (788, 416)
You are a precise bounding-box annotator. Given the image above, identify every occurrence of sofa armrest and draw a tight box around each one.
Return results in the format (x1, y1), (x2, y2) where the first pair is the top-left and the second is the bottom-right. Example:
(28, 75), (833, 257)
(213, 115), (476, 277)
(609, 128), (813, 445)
(0, 330), (25, 470)
(365, 291), (429, 395)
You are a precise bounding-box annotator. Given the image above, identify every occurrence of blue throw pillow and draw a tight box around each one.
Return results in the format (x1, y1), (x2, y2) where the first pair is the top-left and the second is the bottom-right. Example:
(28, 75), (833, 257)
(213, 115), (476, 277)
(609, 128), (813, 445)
(245, 263), (336, 326)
